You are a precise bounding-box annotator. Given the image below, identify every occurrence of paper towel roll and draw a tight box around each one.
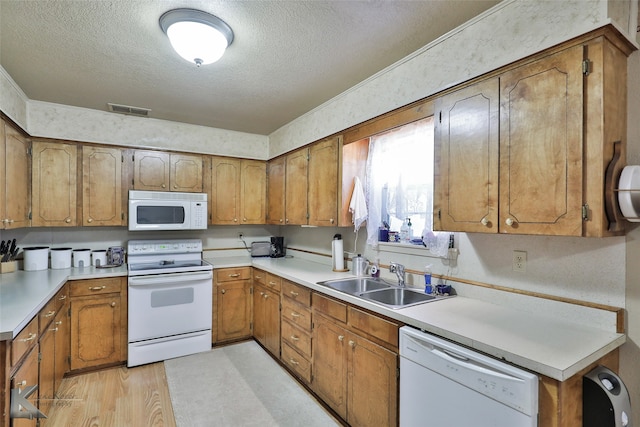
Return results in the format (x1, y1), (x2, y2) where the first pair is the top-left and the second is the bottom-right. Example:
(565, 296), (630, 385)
(332, 235), (345, 271)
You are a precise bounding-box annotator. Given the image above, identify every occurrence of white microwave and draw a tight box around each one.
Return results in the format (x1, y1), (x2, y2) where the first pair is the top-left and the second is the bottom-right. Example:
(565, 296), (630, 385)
(128, 190), (207, 231)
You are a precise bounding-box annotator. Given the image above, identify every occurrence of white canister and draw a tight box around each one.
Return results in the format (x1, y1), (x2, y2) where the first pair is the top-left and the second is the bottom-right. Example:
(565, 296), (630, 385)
(72, 249), (91, 268)
(23, 247), (49, 271)
(50, 247), (72, 269)
(91, 250), (107, 267)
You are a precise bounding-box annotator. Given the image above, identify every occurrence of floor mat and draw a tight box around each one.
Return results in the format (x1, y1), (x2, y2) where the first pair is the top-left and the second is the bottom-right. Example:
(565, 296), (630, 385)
(164, 341), (340, 427)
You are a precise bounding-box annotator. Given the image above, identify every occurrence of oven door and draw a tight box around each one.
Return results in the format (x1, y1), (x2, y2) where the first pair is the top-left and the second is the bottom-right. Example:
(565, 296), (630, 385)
(128, 270), (212, 342)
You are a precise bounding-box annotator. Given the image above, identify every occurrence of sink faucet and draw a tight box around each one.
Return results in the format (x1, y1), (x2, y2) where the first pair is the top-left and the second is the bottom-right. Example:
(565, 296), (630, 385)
(389, 262), (406, 287)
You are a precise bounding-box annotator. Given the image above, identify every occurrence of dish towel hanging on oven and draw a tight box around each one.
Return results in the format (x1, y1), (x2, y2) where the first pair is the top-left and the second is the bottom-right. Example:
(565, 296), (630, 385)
(349, 176), (368, 231)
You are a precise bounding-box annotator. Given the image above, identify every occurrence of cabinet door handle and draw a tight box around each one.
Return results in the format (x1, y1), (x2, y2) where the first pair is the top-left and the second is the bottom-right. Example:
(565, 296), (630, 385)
(255, 275), (263, 280)
(505, 217), (515, 226)
(221, 289), (226, 294)
(111, 302), (116, 307)
(348, 340), (355, 348)
(174, 185), (178, 189)
(16, 380), (27, 387)
(89, 286), (106, 291)
(289, 291), (299, 297)
(290, 312), (300, 318)
(55, 321), (63, 326)
(330, 218), (334, 224)
(229, 273), (240, 278)
(259, 292), (265, 297)
(243, 218), (247, 222)
(44, 310), (56, 318)
(290, 335), (300, 341)
(20, 333), (36, 342)
(49, 327), (59, 332)
(233, 218), (238, 222)
(279, 219), (283, 223)
(58, 295), (67, 301)
(268, 281), (277, 286)
(481, 217), (489, 226)
(65, 218), (71, 223)
(161, 184), (166, 189)
(288, 358), (299, 366)
(338, 335), (344, 342)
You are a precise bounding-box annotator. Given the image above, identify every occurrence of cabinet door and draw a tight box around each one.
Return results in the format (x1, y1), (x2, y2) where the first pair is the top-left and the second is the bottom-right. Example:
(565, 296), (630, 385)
(170, 153), (203, 192)
(133, 150), (170, 191)
(38, 326), (56, 423)
(266, 156), (285, 225)
(2, 120), (31, 229)
(82, 146), (124, 226)
(308, 137), (338, 226)
(253, 285), (280, 356)
(11, 347), (39, 427)
(70, 294), (122, 370)
(347, 334), (398, 427)
(53, 305), (70, 393)
(253, 284), (267, 346)
(211, 157), (240, 224)
(216, 281), (252, 342)
(240, 160), (266, 224)
(312, 314), (347, 420)
(285, 148), (308, 225)
(499, 45), (584, 235)
(435, 78), (499, 233)
(31, 141), (78, 227)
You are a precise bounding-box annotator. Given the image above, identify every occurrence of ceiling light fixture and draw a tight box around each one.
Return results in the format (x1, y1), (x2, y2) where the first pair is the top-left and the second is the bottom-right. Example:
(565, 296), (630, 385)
(159, 8), (234, 67)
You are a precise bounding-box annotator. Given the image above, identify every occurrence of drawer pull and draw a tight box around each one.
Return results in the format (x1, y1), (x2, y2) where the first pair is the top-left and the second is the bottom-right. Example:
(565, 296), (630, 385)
(288, 358), (299, 366)
(268, 281), (277, 286)
(290, 312), (300, 318)
(259, 292), (265, 297)
(111, 302), (116, 307)
(20, 333), (37, 343)
(89, 286), (106, 291)
(338, 335), (344, 342)
(44, 310), (56, 318)
(49, 327), (59, 332)
(255, 275), (263, 280)
(55, 321), (63, 326)
(229, 273), (240, 278)
(16, 380), (27, 387)
(289, 291), (299, 297)
(58, 295), (67, 301)
(290, 335), (300, 341)
(349, 340), (356, 348)
(263, 294), (269, 299)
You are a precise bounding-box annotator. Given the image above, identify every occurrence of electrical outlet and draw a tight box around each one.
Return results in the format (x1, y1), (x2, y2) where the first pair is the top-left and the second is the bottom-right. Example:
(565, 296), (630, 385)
(512, 250), (526, 272)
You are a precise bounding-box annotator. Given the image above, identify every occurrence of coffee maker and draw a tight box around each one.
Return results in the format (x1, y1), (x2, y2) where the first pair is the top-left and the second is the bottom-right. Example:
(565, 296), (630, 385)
(270, 236), (285, 258)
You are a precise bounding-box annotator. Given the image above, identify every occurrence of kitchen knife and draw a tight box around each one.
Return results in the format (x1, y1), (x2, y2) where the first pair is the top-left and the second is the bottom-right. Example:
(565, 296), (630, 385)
(9, 239), (16, 255)
(0, 241), (5, 254)
(10, 247), (19, 261)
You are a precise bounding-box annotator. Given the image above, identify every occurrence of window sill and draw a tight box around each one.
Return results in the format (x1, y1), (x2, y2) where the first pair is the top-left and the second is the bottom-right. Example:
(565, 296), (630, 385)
(377, 241), (439, 257)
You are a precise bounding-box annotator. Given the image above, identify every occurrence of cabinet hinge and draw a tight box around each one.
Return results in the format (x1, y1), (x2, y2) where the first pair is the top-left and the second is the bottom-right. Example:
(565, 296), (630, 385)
(582, 59), (591, 76)
(582, 204), (589, 221)
(121, 212), (125, 220)
(439, 111), (442, 123)
(438, 209), (441, 221)
(27, 147), (32, 156)
(132, 154), (135, 161)
(38, 352), (42, 362)
(28, 211), (32, 220)
(397, 367), (400, 379)
(121, 153), (124, 162)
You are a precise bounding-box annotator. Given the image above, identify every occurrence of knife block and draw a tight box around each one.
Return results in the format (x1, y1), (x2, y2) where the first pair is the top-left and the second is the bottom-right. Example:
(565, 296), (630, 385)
(1, 261), (17, 273)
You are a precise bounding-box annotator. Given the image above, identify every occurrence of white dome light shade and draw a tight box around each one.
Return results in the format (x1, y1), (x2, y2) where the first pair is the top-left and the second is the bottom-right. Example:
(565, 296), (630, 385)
(160, 9), (234, 67)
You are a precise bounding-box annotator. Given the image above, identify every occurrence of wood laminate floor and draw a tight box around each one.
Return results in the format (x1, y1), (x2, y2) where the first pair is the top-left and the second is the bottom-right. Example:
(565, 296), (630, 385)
(44, 362), (176, 427)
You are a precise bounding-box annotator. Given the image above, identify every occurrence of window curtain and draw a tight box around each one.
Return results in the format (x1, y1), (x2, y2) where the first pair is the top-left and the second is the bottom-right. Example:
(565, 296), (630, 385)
(365, 117), (451, 256)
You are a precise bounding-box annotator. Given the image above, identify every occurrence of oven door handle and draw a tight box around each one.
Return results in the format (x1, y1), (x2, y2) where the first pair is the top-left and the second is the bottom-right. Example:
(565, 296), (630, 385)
(128, 271), (213, 286)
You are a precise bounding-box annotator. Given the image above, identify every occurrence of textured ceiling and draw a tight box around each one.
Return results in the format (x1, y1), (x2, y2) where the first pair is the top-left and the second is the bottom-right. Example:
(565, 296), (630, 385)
(0, 0), (500, 135)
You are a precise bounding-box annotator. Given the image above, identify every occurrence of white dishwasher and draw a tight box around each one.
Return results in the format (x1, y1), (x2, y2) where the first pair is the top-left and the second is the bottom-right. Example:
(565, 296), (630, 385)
(399, 326), (538, 427)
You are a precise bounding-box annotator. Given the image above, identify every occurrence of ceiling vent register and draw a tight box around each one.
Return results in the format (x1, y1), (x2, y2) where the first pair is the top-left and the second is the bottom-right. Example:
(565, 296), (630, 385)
(107, 103), (151, 117)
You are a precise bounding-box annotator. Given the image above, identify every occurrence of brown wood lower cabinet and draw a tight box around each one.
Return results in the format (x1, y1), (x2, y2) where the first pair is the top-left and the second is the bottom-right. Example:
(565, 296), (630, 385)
(69, 277), (127, 371)
(10, 346), (39, 427)
(312, 293), (399, 427)
(213, 267), (253, 344)
(252, 283), (281, 356)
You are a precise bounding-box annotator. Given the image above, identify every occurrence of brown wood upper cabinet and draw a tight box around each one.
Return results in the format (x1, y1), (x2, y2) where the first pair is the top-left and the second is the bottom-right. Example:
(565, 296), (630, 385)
(31, 140), (78, 227)
(82, 145), (126, 226)
(434, 34), (631, 237)
(208, 157), (266, 224)
(133, 149), (203, 192)
(0, 118), (31, 229)
(271, 136), (339, 226)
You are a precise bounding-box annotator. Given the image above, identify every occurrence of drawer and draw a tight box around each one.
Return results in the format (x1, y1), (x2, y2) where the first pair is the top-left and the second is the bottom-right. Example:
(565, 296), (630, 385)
(253, 268), (267, 286)
(39, 295), (58, 333)
(11, 316), (38, 368)
(281, 319), (312, 357)
(282, 280), (311, 306)
(54, 284), (69, 311)
(215, 267), (251, 283)
(312, 292), (347, 323)
(282, 342), (312, 384)
(282, 298), (312, 331)
(70, 277), (123, 297)
(11, 345), (39, 392)
(348, 307), (399, 347)
(265, 273), (282, 291)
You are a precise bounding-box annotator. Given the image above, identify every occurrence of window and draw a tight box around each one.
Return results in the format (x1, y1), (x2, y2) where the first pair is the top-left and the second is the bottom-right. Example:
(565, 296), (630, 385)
(365, 117), (434, 246)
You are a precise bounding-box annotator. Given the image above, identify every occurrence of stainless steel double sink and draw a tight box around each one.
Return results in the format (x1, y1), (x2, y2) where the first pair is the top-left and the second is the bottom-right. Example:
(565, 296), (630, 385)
(317, 277), (451, 309)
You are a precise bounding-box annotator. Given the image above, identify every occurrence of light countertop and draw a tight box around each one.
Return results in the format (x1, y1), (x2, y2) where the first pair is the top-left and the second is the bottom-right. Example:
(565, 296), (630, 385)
(1, 256), (624, 381)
